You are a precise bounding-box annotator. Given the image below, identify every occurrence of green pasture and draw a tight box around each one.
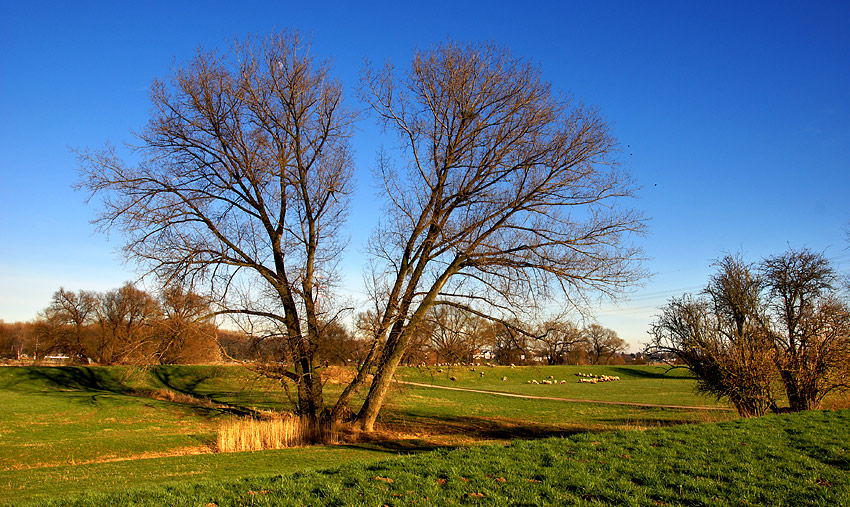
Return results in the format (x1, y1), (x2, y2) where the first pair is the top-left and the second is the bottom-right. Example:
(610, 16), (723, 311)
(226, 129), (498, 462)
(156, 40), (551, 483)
(0, 364), (821, 506)
(392, 363), (728, 407)
(22, 410), (850, 506)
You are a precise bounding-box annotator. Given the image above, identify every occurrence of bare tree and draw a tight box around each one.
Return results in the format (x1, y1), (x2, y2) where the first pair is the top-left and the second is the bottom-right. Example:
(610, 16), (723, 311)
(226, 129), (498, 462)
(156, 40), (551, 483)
(425, 305), (485, 364)
(40, 288), (99, 363)
(157, 284), (218, 364)
(647, 253), (803, 417)
(77, 32), (355, 425)
(488, 318), (534, 365)
(0, 321), (29, 360)
(346, 41), (645, 431)
(762, 248), (850, 410)
(535, 319), (584, 365)
(581, 323), (625, 365)
(94, 282), (161, 364)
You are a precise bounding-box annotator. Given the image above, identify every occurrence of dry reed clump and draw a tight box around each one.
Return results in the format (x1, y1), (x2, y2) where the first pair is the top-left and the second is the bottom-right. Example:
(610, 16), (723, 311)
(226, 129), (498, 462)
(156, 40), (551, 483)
(216, 413), (338, 452)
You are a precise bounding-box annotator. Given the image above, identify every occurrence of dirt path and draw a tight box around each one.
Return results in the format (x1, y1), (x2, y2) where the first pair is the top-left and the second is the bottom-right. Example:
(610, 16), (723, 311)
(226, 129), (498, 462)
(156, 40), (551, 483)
(395, 381), (734, 411)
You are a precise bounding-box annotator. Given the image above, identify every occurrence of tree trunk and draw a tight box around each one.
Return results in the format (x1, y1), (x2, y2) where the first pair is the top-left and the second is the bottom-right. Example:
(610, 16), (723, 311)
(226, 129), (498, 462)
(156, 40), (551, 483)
(329, 330), (386, 425)
(354, 329), (409, 432)
(780, 368), (807, 411)
(295, 355), (324, 425)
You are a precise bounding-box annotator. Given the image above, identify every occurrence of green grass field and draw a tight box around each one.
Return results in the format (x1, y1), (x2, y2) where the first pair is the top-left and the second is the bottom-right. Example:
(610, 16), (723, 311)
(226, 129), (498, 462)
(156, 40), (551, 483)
(17, 411), (850, 506)
(2, 364), (846, 505)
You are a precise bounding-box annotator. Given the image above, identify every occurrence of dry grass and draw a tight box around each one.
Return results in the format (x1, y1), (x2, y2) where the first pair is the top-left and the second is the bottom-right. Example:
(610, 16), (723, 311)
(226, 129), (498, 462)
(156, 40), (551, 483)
(823, 390), (850, 410)
(139, 387), (224, 410)
(321, 365), (359, 384)
(216, 413), (338, 452)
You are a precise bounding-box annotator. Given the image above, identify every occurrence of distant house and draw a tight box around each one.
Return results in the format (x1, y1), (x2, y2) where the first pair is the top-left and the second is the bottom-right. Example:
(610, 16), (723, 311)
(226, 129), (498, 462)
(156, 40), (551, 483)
(472, 349), (494, 361)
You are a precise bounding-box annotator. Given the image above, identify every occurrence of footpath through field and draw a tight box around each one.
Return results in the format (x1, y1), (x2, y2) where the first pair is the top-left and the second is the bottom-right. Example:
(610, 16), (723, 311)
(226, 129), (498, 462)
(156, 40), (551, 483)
(395, 380), (734, 411)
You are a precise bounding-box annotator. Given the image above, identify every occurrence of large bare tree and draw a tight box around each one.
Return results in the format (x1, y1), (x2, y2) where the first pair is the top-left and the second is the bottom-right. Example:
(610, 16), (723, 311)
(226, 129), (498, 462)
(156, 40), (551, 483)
(77, 32), (356, 424)
(342, 42), (646, 431)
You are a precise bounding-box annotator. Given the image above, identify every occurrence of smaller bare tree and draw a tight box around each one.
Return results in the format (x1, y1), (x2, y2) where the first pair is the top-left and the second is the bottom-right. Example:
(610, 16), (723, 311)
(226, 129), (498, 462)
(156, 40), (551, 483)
(582, 323), (626, 365)
(157, 284), (218, 364)
(94, 283), (161, 364)
(40, 288), (99, 363)
(535, 319), (584, 365)
(648, 253), (787, 417)
(762, 248), (850, 410)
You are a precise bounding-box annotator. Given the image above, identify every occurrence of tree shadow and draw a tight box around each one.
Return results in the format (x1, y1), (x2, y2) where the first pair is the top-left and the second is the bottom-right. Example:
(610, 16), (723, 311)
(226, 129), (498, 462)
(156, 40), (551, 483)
(151, 366), (214, 397)
(377, 412), (587, 442)
(23, 366), (252, 418)
(610, 366), (691, 380)
(595, 416), (710, 428)
(25, 366), (126, 392)
(338, 440), (454, 455)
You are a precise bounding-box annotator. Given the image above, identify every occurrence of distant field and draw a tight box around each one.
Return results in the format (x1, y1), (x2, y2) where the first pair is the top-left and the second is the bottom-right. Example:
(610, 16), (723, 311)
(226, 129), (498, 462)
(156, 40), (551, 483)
(393, 363), (729, 406)
(1, 364), (737, 505)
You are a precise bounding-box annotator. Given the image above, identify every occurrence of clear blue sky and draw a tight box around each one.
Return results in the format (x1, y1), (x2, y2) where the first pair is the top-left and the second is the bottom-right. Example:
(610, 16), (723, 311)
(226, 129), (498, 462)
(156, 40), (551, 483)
(2, 1), (848, 350)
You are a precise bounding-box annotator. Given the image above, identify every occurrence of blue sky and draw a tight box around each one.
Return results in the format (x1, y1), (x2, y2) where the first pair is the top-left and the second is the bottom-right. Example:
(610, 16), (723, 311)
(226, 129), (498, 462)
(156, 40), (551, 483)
(1, 1), (848, 350)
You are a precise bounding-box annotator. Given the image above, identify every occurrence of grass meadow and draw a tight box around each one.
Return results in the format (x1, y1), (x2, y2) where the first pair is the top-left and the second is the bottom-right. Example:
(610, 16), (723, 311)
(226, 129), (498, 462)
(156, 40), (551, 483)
(1, 364), (847, 505)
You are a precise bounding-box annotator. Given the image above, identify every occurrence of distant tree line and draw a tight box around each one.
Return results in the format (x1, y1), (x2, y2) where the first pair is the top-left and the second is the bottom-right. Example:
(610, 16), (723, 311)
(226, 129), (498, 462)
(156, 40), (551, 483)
(386, 305), (629, 366)
(2, 284), (630, 368)
(0, 283), (219, 364)
(647, 247), (850, 417)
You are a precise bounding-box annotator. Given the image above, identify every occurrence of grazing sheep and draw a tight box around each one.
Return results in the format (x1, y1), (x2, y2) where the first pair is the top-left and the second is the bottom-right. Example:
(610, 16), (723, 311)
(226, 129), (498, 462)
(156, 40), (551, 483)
(450, 376), (457, 381)
(502, 376), (508, 381)
(479, 371), (485, 376)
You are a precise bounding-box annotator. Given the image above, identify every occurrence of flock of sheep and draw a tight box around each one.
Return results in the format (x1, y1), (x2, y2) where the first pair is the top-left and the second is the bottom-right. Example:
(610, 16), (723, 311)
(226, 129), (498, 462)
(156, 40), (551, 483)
(525, 373), (622, 385)
(421, 363), (623, 385)
(575, 373), (621, 384)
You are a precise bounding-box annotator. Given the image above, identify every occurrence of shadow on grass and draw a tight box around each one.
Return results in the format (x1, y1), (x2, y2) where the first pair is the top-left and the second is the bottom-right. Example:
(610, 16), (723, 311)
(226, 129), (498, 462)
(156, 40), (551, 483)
(22, 366), (253, 418)
(610, 366), (691, 380)
(596, 416), (714, 428)
(152, 367), (214, 397)
(780, 412), (850, 470)
(24, 366), (126, 392)
(340, 439), (454, 455)
(377, 411), (587, 442)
